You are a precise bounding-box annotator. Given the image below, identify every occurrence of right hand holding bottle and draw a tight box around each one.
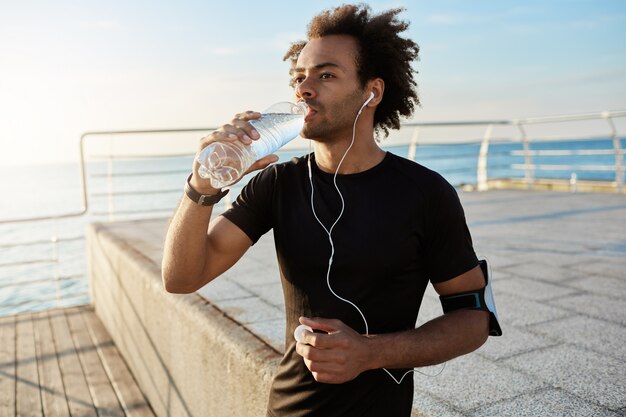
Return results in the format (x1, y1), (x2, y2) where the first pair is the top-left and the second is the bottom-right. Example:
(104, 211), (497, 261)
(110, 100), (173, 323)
(192, 110), (279, 193)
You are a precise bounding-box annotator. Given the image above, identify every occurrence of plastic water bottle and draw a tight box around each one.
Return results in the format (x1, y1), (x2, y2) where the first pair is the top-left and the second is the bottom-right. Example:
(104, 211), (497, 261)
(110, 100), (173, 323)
(196, 101), (308, 188)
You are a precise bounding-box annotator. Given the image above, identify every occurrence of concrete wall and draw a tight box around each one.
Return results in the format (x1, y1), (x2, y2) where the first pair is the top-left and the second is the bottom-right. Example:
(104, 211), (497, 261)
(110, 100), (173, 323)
(87, 220), (280, 417)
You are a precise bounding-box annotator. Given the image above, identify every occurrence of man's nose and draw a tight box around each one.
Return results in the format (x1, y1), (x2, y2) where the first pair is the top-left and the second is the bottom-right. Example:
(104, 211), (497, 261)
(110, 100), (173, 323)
(295, 78), (315, 100)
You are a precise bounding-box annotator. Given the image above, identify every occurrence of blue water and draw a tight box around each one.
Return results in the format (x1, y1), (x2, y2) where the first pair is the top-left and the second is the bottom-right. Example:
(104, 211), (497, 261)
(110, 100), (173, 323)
(0, 137), (623, 316)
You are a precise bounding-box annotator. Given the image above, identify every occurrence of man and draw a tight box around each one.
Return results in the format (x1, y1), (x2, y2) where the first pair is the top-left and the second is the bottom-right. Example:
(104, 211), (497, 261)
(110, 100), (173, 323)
(163, 4), (491, 417)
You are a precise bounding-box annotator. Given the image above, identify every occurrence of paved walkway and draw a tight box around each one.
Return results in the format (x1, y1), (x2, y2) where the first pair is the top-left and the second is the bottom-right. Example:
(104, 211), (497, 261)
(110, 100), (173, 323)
(193, 189), (626, 416)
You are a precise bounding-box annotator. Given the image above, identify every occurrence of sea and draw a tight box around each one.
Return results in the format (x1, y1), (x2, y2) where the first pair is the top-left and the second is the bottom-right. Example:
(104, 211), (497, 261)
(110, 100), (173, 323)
(0, 137), (623, 316)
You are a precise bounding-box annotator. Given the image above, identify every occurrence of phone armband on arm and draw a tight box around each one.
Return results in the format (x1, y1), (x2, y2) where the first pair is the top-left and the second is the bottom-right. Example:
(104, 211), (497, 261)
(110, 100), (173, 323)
(439, 259), (502, 336)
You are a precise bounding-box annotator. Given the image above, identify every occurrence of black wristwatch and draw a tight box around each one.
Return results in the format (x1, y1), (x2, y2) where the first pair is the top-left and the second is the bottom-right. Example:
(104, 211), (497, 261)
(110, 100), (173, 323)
(184, 174), (229, 206)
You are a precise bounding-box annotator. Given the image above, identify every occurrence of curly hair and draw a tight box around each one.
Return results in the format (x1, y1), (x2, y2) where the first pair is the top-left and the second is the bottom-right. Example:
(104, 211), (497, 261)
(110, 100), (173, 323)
(283, 3), (420, 137)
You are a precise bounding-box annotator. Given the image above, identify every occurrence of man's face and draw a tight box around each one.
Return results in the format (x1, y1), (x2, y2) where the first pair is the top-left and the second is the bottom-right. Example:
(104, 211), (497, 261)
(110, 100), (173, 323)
(291, 35), (366, 141)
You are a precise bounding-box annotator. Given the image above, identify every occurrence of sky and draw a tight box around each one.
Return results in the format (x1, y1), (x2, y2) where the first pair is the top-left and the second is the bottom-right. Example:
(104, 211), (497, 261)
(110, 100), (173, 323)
(1, 0), (625, 166)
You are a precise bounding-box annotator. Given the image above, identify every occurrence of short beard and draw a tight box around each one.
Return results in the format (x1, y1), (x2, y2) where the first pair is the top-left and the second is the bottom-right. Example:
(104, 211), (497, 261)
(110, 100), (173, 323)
(300, 89), (365, 141)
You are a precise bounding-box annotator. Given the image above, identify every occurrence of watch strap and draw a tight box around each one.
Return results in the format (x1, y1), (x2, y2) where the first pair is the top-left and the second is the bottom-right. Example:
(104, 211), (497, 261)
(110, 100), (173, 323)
(184, 174), (229, 206)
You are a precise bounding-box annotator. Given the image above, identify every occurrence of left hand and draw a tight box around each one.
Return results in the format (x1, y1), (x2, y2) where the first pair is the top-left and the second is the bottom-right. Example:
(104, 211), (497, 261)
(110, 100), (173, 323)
(295, 317), (373, 384)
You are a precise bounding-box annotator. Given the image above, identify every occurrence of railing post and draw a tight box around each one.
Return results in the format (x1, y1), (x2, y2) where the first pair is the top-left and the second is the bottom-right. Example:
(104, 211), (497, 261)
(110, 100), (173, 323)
(516, 122), (534, 188)
(603, 112), (624, 193)
(407, 127), (420, 161)
(107, 135), (115, 221)
(50, 233), (61, 307)
(569, 173), (578, 192)
(477, 124), (493, 191)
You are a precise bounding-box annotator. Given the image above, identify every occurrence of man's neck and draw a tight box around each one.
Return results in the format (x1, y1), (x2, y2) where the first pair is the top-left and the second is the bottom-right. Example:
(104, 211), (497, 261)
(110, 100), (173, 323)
(313, 135), (386, 175)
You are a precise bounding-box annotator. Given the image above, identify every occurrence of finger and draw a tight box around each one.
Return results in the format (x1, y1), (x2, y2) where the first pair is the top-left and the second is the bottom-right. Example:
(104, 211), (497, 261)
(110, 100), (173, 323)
(233, 110), (261, 121)
(199, 129), (238, 146)
(245, 154), (279, 174)
(297, 342), (347, 365)
(300, 316), (345, 334)
(296, 342), (313, 359)
(296, 343), (327, 362)
(296, 343), (323, 360)
(312, 371), (350, 385)
(198, 130), (241, 156)
(218, 123), (253, 145)
(306, 362), (350, 385)
(307, 360), (342, 374)
(230, 117), (261, 141)
(302, 330), (335, 349)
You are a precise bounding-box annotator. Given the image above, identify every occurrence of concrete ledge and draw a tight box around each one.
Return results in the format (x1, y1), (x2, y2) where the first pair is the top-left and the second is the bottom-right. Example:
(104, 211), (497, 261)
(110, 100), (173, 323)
(87, 219), (280, 417)
(482, 177), (625, 194)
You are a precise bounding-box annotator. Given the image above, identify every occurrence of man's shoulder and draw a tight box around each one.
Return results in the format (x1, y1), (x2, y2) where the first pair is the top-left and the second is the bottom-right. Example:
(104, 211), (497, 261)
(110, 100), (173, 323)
(265, 154), (309, 175)
(385, 152), (450, 188)
(249, 154), (309, 184)
(279, 154), (310, 171)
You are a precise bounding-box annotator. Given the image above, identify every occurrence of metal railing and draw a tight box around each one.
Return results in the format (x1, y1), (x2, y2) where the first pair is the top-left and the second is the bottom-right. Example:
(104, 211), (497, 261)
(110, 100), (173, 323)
(401, 110), (626, 192)
(511, 111), (625, 191)
(1, 109), (624, 316)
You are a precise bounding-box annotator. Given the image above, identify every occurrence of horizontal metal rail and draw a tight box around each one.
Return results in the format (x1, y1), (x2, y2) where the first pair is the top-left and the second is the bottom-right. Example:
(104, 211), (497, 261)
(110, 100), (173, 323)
(0, 274), (83, 290)
(89, 152), (195, 160)
(511, 149), (625, 156)
(0, 292), (88, 312)
(89, 207), (179, 216)
(90, 168), (191, 178)
(90, 188), (184, 197)
(402, 120), (510, 127)
(513, 110), (626, 125)
(0, 259), (54, 268)
(0, 236), (83, 249)
(512, 164), (620, 171)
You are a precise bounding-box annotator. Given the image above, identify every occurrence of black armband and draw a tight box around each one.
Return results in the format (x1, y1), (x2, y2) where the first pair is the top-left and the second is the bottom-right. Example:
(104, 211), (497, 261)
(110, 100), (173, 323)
(439, 259), (502, 336)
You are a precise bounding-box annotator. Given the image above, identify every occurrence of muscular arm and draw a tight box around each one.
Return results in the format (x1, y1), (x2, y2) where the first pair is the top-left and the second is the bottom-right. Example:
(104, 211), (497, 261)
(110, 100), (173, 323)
(161, 110), (276, 294)
(162, 196), (252, 293)
(296, 265), (490, 384)
(367, 265), (489, 369)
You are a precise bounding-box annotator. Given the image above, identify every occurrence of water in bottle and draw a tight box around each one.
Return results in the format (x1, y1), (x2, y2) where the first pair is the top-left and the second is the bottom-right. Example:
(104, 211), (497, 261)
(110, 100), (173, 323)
(197, 101), (307, 188)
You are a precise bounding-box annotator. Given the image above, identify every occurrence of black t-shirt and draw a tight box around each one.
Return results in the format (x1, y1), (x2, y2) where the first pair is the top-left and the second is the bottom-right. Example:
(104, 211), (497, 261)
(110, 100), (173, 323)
(222, 152), (478, 417)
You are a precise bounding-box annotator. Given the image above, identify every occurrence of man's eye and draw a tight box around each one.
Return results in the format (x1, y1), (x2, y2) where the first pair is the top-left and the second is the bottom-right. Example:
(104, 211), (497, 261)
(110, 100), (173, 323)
(320, 73), (333, 79)
(292, 76), (304, 84)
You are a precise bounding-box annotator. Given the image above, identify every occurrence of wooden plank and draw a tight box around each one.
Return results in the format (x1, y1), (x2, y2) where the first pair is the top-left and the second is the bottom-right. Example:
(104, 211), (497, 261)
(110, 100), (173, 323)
(49, 308), (97, 416)
(33, 310), (70, 417)
(82, 307), (156, 417)
(15, 313), (43, 416)
(0, 314), (16, 416)
(66, 306), (125, 417)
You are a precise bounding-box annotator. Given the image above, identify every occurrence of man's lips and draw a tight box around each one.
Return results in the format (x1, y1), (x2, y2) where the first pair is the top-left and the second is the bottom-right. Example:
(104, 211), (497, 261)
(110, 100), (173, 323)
(303, 103), (318, 121)
(304, 108), (317, 121)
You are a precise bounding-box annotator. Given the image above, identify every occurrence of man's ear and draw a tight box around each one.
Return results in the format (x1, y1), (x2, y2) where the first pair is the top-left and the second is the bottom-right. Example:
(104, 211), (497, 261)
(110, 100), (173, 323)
(366, 78), (385, 106)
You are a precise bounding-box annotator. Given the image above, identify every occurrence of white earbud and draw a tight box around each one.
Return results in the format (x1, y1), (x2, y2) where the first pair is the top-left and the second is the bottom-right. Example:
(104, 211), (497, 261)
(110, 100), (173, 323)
(357, 92), (375, 115)
(294, 324), (313, 343)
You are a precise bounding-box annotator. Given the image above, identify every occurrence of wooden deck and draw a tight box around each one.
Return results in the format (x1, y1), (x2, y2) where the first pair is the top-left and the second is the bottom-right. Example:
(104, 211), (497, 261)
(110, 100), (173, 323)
(0, 305), (155, 417)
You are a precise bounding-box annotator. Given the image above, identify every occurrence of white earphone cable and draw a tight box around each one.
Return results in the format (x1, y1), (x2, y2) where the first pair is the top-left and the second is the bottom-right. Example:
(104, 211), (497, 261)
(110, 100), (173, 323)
(307, 95), (445, 384)
(308, 106), (369, 335)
